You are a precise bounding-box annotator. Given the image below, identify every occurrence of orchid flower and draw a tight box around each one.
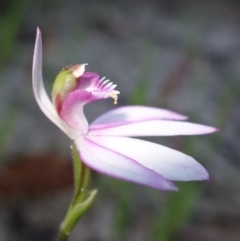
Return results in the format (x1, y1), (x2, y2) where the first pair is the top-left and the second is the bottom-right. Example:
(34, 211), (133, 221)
(32, 28), (217, 192)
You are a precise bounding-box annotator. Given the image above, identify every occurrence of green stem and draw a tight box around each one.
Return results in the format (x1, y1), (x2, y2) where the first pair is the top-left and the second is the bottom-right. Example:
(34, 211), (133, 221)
(71, 142), (90, 207)
(58, 228), (69, 241)
(57, 142), (91, 241)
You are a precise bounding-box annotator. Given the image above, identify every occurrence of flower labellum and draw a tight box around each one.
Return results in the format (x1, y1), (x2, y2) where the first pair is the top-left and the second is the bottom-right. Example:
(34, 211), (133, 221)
(32, 28), (218, 191)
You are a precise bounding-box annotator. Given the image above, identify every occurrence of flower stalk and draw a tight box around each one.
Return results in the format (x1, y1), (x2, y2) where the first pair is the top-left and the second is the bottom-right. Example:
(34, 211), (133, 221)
(71, 142), (90, 206)
(58, 143), (97, 241)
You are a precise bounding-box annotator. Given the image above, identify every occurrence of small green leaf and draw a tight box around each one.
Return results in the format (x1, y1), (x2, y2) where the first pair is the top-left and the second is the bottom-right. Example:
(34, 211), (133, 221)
(60, 189), (98, 236)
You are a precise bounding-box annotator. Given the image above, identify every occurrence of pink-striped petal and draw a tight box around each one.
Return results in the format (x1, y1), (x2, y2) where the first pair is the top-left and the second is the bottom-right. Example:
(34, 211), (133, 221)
(90, 106), (187, 129)
(32, 28), (69, 135)
(75, 137), (178, 191)
(89, 119), (217, 136)
(86, 136), (209, 181)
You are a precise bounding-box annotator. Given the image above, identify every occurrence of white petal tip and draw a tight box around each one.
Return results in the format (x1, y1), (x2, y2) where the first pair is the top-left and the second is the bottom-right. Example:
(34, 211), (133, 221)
(167, 184), (179, 191)
(199, 126), (219, 135)
(189, 166), (210, 181)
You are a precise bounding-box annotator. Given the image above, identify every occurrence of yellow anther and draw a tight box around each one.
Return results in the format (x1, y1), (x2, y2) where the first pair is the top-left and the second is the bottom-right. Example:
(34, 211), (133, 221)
(111, 92), (118, 105)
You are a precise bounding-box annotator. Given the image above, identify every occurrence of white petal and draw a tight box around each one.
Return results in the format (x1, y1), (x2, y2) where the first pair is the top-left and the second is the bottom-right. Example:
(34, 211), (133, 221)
(89, 119), (217, 136)
(90, 106), (187, 128)
(75, 137), (178, 191)
(32, 28), (69, 135)
(86, 136), (209, 181)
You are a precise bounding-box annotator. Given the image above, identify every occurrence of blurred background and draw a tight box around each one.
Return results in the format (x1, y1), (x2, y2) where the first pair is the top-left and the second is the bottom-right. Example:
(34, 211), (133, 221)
(0, 0), (240, 240)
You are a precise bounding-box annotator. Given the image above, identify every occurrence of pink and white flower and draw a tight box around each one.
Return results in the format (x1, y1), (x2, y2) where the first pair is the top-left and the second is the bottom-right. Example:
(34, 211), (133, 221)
(32, 28), (217, 191)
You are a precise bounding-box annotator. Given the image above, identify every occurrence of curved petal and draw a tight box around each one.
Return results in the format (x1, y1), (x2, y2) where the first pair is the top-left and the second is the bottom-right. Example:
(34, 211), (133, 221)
(90, 106), (187, 129)
(89, 119), (218, 136)
(75, 137), (178, 191)
(32, 28), (68, 135)
(86, 136), (209, 181)
(61, 89), (92, 135)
